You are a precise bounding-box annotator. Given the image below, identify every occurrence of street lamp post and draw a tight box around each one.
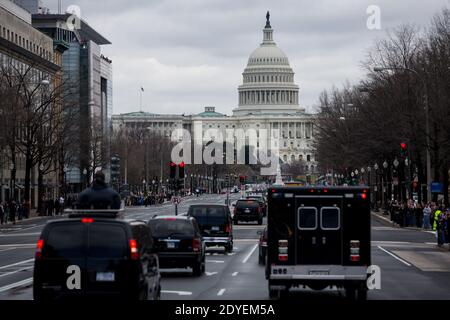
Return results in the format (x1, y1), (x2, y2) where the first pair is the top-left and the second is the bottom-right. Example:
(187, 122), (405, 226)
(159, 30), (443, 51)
(82, 169), (87, 190)
(374, 66), (432, 202)
(374, 163), (379, 211)
(9, 163), (15, 202)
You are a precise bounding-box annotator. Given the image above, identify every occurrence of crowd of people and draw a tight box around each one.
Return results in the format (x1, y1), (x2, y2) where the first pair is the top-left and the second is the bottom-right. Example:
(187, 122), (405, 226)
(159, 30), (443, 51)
(124, 192), (170, 207)
(0, 200), (31, 225)
(386, 200), (450, 247)
(37, 196), (65, 216)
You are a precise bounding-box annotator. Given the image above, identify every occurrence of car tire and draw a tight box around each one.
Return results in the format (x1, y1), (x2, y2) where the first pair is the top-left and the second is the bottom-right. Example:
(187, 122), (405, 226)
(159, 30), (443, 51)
(193, 260), (204, 277)
(357, 288), (368, 300)
(225, 243), (233, 253)
(345, 287), (357, 300)
(258, 252), (265, 265)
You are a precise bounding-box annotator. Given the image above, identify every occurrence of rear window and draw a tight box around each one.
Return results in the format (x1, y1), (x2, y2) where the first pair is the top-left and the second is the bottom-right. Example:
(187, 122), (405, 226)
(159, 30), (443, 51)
(88, 224), (127, 258)
(236, 200), (259, 208)
(189, 206), (227, 225)
(45, 224), (85, 258)
(149, 219), (194, 237)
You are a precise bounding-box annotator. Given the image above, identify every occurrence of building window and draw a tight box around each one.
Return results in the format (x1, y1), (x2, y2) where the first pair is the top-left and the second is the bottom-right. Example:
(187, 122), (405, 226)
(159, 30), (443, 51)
(307, 155), (311, 162)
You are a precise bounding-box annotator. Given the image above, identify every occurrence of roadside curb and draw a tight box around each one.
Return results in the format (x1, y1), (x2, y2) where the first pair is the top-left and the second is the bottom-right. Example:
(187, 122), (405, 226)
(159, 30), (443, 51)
(371, 211), (398, 227)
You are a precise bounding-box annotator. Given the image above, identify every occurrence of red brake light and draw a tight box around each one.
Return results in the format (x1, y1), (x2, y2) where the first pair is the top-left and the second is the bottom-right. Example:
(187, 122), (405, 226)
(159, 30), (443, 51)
(164, 217), (177, 221)
(224, 224), (231, 233)
(81, 218), (94, 224)
(361, 193), (367, 199)
(324, 189), (328, 193)
(36, 239), (44, 259)
(278, 254), (288, 261)
(129, 239), (139, 260)
(192, 238), (201, 252)
(310, 189), (315, 193)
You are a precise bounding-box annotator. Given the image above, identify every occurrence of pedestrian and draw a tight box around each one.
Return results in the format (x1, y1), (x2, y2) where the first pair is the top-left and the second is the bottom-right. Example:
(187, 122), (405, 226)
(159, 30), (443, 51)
(59, 196), (65, 214)
(9, 200), (16, 225)
(54, 198), (60, 215)
(47, 198), (54, 216)
(436, 205), (445, 247)
(0, 202), (4, 225)
(423, 203), (432, 230)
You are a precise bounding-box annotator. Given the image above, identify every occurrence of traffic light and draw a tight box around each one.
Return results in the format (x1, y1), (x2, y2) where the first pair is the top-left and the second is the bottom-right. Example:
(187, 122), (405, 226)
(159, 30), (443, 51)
(400, 142), (408, 158)
(169, 162), (176, 179)
(178, 162), (185, 180)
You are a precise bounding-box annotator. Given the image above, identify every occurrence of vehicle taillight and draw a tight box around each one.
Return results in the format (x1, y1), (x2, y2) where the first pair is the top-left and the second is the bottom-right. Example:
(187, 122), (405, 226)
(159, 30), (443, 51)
(36, 239), (44, 259)
(130, 239), (139, 260)
(278, 239), (288, 261)
(81, 218), (94, 224)
(192, 238), (201, 252)
(224, 224), (231, 233)
(350, 240), (360, 262)
(256, 206), (261, 215)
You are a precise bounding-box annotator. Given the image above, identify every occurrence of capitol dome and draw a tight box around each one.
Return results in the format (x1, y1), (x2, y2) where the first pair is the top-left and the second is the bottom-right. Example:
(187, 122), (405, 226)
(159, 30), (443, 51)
(233, 12), (304, 116)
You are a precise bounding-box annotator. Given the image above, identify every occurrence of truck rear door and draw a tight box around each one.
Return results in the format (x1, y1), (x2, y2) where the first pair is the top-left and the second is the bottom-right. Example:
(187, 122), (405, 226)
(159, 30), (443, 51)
(295, 195), (343, 265)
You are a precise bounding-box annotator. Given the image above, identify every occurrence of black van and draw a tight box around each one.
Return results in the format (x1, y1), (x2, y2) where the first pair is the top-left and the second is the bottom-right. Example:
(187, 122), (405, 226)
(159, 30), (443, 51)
(33, 216), (161, 300)
(187, 204), (233, 253)
(266, 186), (371, 300)
(148, 216), (206, 276)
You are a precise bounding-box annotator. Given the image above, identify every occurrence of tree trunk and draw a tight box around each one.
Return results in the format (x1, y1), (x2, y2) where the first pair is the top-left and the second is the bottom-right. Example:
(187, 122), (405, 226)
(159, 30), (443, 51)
(24, 149), (32, 203)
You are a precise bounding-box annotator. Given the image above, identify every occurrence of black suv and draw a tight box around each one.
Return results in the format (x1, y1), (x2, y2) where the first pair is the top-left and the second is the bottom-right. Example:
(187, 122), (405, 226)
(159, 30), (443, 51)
(33, 215), (161, 300)
(148, 216), (205, 276)
(187, 204), (233, 253)
(233, 199), (263, 225)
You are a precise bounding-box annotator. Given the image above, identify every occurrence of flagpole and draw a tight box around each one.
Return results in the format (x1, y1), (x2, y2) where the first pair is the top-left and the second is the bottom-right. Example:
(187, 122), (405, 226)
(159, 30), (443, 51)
(139, 87), (143, 112)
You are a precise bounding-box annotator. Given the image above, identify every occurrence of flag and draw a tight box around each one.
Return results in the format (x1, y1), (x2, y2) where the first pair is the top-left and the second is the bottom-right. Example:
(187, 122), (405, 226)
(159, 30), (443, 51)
(141, 87), (144, 92)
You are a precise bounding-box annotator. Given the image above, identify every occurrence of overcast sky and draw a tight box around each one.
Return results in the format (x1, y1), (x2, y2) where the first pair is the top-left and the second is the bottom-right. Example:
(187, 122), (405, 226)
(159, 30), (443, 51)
(46, 0), (449, 115)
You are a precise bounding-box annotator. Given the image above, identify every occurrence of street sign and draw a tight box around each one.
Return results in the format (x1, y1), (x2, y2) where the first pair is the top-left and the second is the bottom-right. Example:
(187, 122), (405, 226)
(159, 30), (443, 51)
(172, 196), (181, 204)
(431, 182), (443, 194)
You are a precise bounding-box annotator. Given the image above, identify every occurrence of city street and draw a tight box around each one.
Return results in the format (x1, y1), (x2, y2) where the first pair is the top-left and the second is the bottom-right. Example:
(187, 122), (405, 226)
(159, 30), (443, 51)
(0, 193), (449, 300)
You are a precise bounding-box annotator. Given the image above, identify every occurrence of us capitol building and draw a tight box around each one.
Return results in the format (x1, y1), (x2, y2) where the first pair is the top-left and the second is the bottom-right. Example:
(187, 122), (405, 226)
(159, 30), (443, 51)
(112, 13), (317, 174)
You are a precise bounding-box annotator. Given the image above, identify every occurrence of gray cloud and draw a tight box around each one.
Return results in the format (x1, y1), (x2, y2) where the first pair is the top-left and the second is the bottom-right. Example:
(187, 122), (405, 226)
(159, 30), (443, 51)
(47, 0), (449, 115)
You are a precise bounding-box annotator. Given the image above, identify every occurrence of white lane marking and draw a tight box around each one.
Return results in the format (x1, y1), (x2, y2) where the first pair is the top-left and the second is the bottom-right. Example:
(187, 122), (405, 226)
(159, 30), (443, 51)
(232, 272), (238, 277)
(0, 244), (35, 248)
(233, 239), (259, 242)
(242, 244), (259, 264)
(424, 231), (436, 235)
(377, 246), (412, 267)
(161, 290), (192, 296)
(0, 259), (34, 271)
(0, 233), (41, 237)
(217, 288), (226, 296)
(0, 277), (33, 293)
(206, 272), (218, 276)
(0, 248), (16, 253)
(0, 266), (33, 279)
(372, 241), (411, 245)
(207, 260), (225, 264)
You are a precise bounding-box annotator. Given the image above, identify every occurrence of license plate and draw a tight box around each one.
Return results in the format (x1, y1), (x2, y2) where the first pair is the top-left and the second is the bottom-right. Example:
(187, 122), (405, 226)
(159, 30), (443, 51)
(211, 226), (220, 231)
(245, 209), (251, 213)
(309, 270), (329, 276)
(167, 241), (176, 249)
(96, 272), (115, 282)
